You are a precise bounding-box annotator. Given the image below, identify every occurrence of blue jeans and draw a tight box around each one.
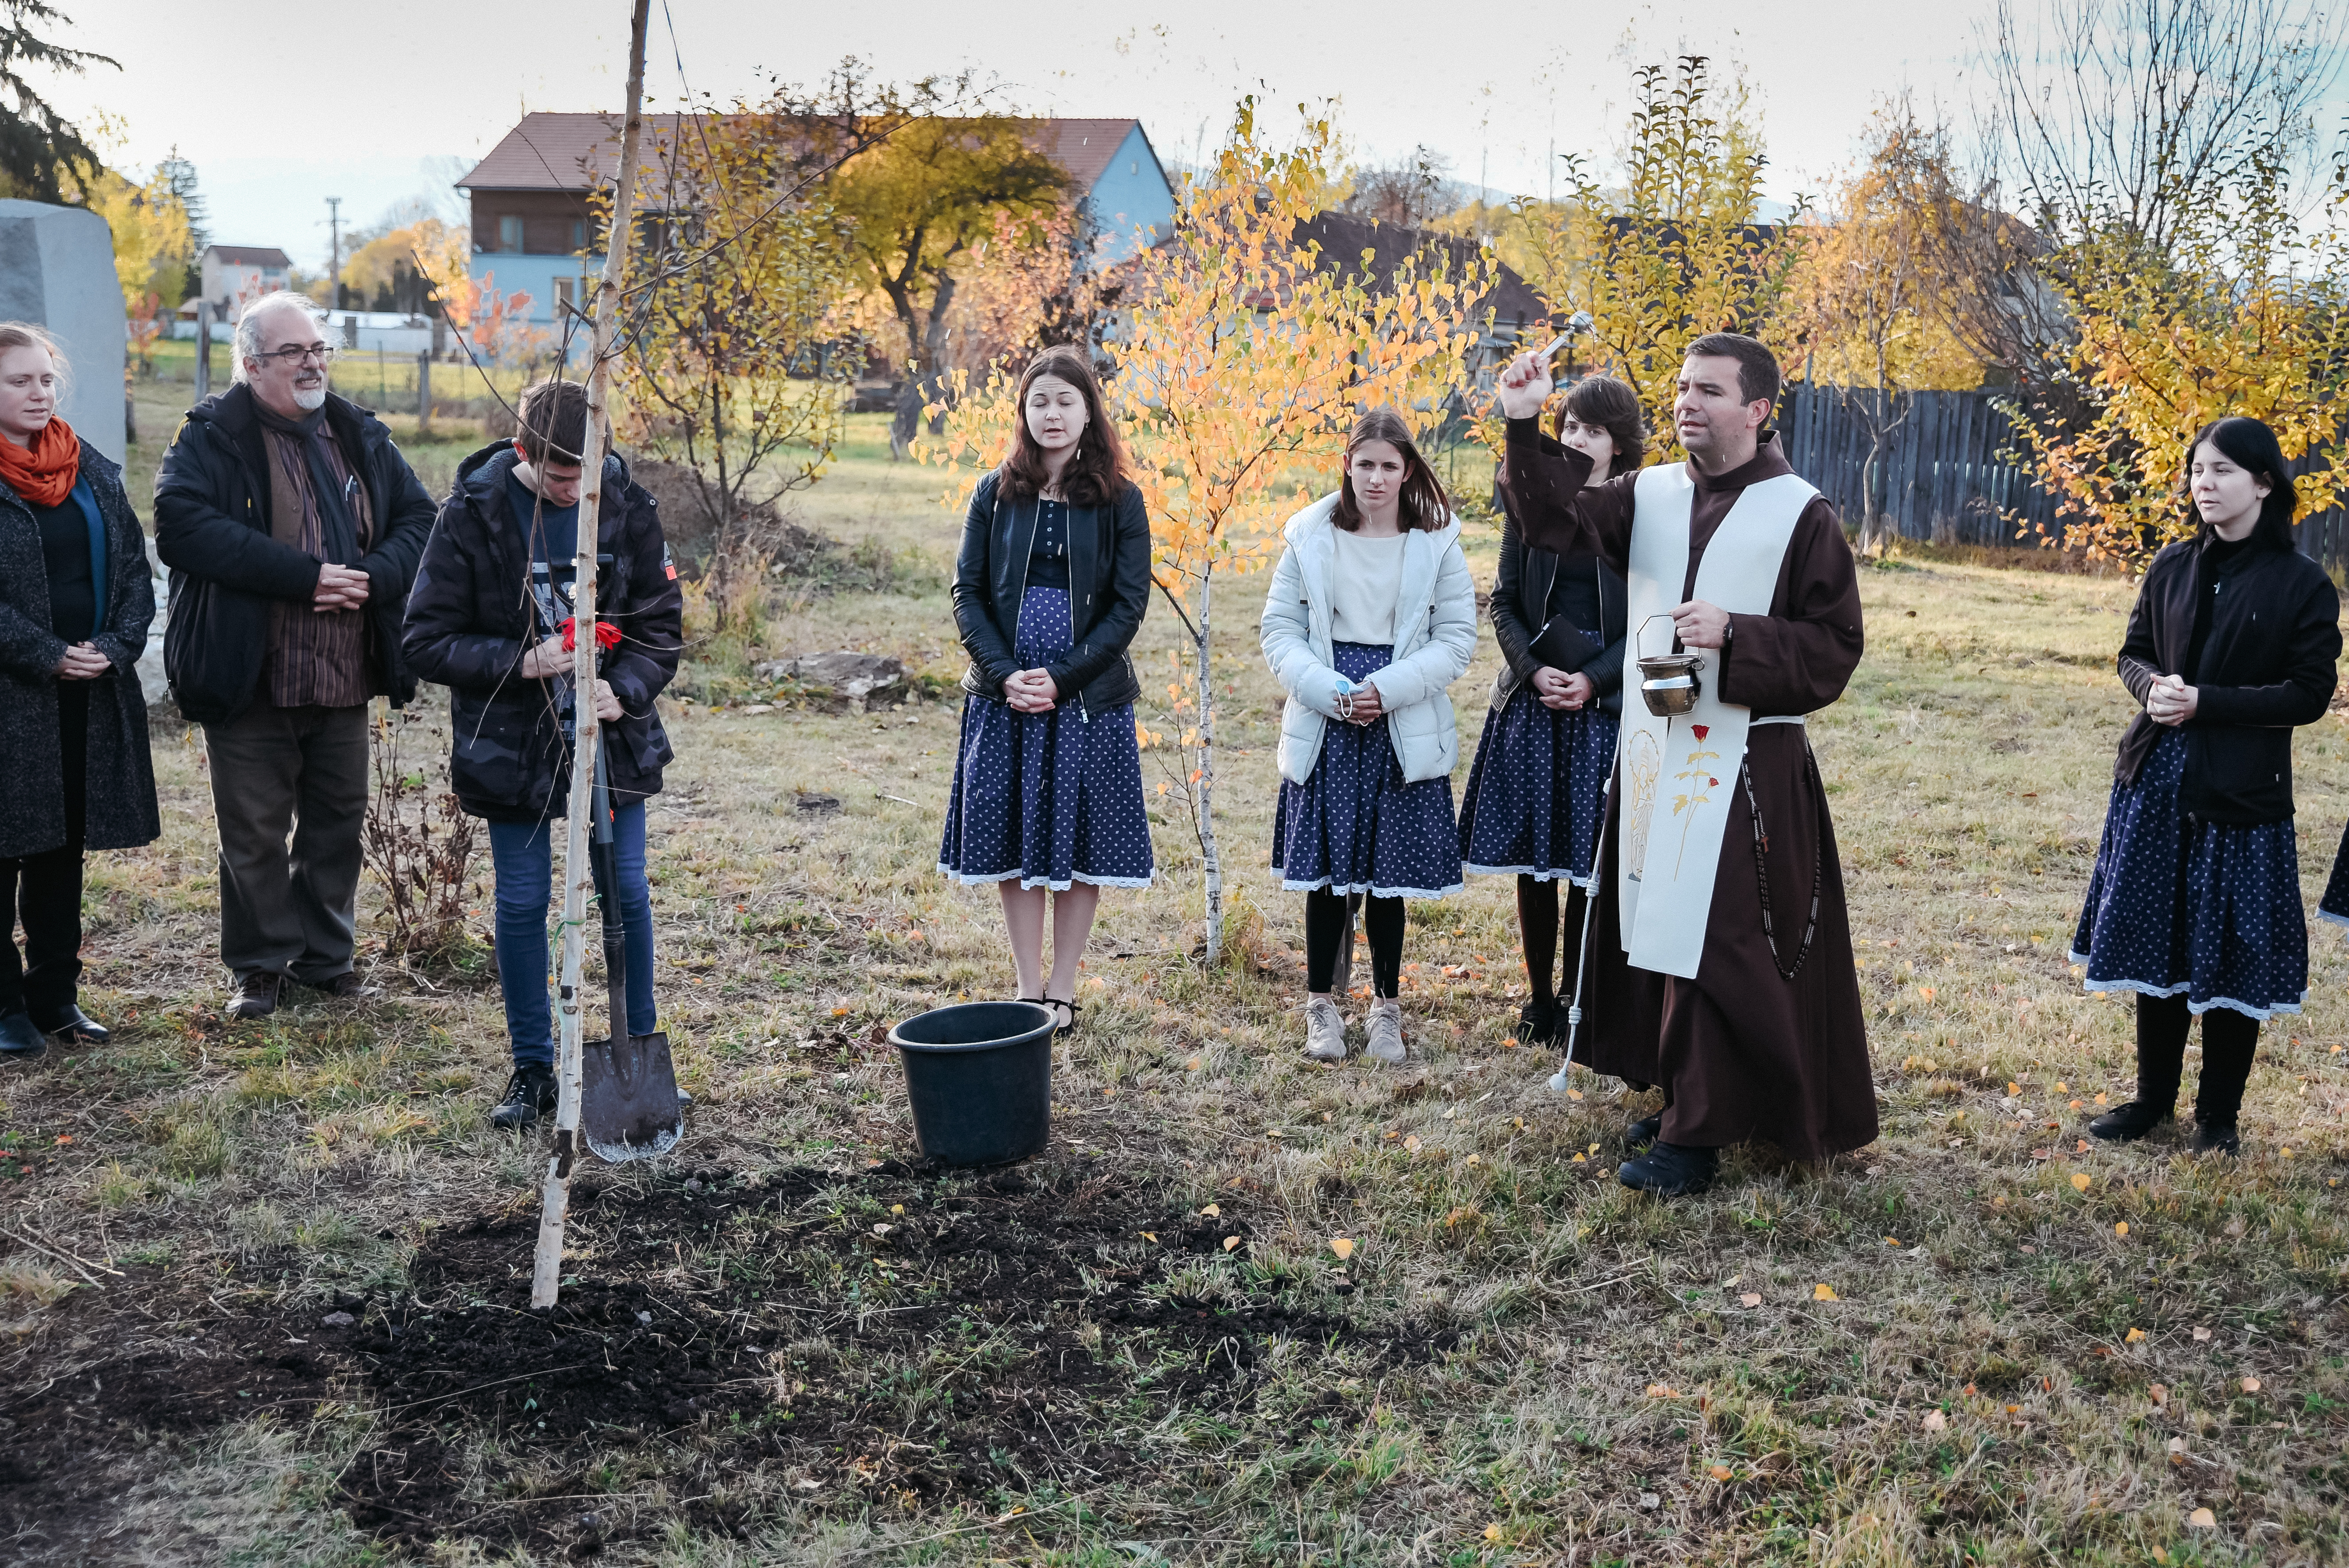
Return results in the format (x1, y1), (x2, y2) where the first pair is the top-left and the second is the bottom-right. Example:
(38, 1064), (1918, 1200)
(488, 804), (656, 1067)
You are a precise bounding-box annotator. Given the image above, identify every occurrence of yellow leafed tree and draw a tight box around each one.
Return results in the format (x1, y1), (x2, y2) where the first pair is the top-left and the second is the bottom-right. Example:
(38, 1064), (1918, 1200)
(2011, 136), (2349, 567)
(928, 101), (1491, 959)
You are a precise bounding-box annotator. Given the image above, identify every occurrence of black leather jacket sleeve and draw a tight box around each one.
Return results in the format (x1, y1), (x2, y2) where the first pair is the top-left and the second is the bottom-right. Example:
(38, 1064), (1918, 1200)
(1489, 487), (1539, 681)
(1047, 484), (1151, 696)
(951, 473), (1018, 696)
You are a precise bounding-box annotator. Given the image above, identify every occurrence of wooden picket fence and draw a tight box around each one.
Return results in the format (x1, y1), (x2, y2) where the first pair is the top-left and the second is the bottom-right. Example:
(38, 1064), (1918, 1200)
(1779, 383), (2349, 572)
(1776, 384), (2061, 548)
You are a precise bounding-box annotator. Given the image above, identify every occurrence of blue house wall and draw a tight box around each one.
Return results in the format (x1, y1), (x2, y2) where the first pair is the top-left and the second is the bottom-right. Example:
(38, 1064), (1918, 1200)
(1081, 124), (1175, 261)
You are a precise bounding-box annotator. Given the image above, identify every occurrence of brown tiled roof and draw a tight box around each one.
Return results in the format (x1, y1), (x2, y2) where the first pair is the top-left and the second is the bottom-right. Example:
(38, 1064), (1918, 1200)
(458, 112), (1151, 194)
(1296, 211), (1548, 332)
(456, 113), (682, 191)
(204, 245), (291, 267)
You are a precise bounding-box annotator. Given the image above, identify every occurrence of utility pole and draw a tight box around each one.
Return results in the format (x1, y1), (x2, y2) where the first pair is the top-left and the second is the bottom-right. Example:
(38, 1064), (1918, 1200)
(531, 0), (651, 1312)
(325, 196), (342, 311)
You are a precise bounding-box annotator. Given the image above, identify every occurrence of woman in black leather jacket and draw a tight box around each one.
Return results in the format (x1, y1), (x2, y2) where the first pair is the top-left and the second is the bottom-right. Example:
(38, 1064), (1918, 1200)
(1458, 374), (1636, 1045)
(939, 347), (1153, 1033)
(2071, 416), (2340, 1156)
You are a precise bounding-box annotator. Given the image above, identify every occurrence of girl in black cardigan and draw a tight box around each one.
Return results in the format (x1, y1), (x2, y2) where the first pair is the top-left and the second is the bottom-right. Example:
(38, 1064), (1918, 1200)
(2070, 417), (2341, 1155)
(939, 348), (1154, 1033)
(1457, 375), (1633, 1045)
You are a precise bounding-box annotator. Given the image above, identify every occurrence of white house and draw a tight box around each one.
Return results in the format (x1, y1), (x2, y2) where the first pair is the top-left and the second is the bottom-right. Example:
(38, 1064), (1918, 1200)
(197, 244), (293, 317)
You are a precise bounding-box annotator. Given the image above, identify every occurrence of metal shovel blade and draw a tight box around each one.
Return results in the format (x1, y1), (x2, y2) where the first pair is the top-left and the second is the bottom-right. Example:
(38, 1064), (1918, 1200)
(581, 1029), (684, 1162)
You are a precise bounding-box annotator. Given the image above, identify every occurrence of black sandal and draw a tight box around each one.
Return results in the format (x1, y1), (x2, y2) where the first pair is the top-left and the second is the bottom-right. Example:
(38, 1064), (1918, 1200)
(1043, 997), (1079, 1036)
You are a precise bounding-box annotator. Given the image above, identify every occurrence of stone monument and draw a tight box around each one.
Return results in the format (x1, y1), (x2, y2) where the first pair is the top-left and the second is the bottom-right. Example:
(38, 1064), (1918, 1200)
(0, 199), (128, 465)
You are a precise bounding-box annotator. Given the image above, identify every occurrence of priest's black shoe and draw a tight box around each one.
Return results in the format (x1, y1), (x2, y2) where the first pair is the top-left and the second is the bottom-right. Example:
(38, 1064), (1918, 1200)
(1516, 996), (1557, 1045)
(1624, 1112), (1663, 1152)
(0, 1011), (44, 1055)
(2189, 1123), (2240, 1157)
(33, 1005), (107, 1045)
(1618, 1141), (1717, 1196)
(2088, 1100), (2171, 1142)
(490, 1064), (558, 1131)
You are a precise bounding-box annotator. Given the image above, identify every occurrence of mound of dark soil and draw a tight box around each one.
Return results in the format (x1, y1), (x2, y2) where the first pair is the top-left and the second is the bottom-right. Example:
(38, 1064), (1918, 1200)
(3, 1160), (1442, 1560)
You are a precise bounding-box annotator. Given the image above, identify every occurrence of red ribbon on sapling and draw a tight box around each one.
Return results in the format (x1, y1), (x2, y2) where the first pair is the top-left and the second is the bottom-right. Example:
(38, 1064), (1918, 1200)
(558, 617), (624, 653)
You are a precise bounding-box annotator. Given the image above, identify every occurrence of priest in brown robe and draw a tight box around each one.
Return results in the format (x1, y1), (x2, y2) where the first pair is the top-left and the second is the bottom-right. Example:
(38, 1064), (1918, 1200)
(1497, 332), (1876, 1195)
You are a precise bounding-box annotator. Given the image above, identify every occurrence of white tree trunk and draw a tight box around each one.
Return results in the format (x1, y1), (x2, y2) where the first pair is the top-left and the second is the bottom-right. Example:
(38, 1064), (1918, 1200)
(531, 0), (650, 1313)
(1194, 570), (1224, 963)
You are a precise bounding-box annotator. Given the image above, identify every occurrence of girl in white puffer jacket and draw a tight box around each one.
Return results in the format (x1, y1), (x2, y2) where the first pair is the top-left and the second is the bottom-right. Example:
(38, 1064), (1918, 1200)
(1260, 407), (1479, 1065)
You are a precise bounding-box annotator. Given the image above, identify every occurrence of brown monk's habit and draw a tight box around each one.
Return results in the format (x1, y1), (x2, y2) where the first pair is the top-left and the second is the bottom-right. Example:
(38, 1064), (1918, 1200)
(1503, 417), (1877, 1162)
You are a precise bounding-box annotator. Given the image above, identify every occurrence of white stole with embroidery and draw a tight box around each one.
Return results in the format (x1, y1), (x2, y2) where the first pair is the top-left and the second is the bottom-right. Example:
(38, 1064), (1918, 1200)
(1615, 465), (1815, 978)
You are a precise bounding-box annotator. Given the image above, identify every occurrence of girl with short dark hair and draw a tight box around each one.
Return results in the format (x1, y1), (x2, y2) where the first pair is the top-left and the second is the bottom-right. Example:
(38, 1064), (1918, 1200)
(940, 346), (1155, 1033)
(2070, 415), (2340, 1156)
(1459, 374), (1638, 1044)
(1262, 408), (1478, 1065)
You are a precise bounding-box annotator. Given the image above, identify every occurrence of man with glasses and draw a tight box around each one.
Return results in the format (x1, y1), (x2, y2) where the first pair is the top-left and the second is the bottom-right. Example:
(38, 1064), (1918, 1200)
(155, 293), (434, 1017)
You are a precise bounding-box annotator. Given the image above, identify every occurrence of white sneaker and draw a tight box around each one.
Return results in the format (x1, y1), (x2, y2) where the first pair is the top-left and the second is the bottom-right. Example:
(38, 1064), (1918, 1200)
(1303, 995), (1347, 1061)
(1365, 998), (1406, 1063)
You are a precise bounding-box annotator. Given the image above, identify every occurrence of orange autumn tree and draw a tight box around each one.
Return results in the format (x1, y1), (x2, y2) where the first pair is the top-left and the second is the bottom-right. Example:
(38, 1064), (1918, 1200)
(929, 101), (1491, 960)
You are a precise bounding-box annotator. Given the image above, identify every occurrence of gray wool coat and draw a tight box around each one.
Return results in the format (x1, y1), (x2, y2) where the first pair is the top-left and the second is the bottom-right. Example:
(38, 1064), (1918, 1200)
(0, 440), (162, 859)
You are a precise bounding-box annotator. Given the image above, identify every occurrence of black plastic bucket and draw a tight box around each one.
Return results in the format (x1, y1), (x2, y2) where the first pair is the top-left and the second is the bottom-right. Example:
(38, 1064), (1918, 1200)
(887, 1001), (1055, 1166)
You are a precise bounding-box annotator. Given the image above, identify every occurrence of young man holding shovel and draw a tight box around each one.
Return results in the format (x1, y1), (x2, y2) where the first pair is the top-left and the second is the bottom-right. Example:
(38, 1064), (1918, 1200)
(402, 379), (683, 1129)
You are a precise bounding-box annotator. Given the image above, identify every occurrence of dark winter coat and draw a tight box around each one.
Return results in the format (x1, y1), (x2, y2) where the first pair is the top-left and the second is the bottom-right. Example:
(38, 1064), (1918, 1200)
(0, 441), (162, 859)
(400, 442), (683, 823)
(2113, 533), (2342, 825)
(952, 471), (1149, 713)
(1488, 477), (1628, 715)
(153, 384), (436, 725)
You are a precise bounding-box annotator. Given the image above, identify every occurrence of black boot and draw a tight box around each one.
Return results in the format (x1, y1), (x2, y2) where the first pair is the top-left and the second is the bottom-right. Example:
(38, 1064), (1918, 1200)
(2089, 1100), (2171, 1141)
(1618, 1141), (1718, 1196)
(0, 1011), (44, 1055)
(31, 1003), (107, 1044)
(1624, 1112), (1663, 1151)
(491, 1063), (557, 1131)
(2192, 1008), (2257, 1158)
(1516, 995), (1558, 1045)
(2093, 993), (2190, 1140)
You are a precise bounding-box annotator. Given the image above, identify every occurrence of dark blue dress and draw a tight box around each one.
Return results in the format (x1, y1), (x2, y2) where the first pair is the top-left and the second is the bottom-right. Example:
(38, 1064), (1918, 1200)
(1271, 642), (1463, 899)
(1458, 692), (1614, 886)
(2319, 821), (2349, 932)
(2069, 726), (2306, 1019)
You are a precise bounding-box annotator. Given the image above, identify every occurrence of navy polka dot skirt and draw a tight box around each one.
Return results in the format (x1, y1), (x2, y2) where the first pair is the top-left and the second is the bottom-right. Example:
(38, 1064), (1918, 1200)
(2318, 819), (2349, 932)
(2068, 727), (2306, 1019)
(1457, 689), (1615, 886)
(938, 587), (1155, 892)
(1271, 642), (1463, 900)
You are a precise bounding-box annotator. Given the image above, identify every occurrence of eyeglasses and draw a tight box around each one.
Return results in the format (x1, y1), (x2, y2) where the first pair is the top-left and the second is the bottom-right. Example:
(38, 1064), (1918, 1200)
(256, 344), (337, 367)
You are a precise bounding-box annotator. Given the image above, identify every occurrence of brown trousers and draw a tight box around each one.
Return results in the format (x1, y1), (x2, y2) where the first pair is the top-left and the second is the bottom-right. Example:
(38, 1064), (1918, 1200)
(203, 703), (369, 982)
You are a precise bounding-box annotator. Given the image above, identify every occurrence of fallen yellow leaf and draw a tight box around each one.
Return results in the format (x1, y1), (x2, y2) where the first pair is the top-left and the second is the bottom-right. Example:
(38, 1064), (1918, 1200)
(1813, 1282), (1839, 1301)
(2188, 1507), (2217, 1529)
(1465, 1154), (1481, 1166)
(1566, 1087), (1584, 1100)
(1645, 1383), (1677, 1397)
(2115, 1221), (2129, 1237)
(1709, 1464), (1733, 1480)
(1140, 1231), (1158, 1242)
(1185, 1055), (1202, 1071)
(1329, 1237), (1355, 1260)
(2008, 1080), (2021, 1094)
(1483, 1524), (1503, 1543)
(1739, 1292), (1762, 1307)
(1922, 1409), (1948, 1432)
(2241, 1376), (2261, 1393)
(2192, 1326), (2212, 1341)
(1571, 1152), (1587, 1163)
(1403, 1134), (1423, 1153)
(2150, 1382), (2168, 1405)
(2071, 1173), (2093, 1191)
(1222, 1236), (1241, 1252)
(2126, 1327), (2146, 1343)
(1200, 1203), (1221, 1217)
(890, 1204), (904, 1216)
(2095, 1092), (2108, 1104)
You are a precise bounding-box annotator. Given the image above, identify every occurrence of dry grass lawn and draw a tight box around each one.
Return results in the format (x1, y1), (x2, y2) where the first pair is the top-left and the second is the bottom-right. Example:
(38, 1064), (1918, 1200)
(2, 412), (2345, 1564)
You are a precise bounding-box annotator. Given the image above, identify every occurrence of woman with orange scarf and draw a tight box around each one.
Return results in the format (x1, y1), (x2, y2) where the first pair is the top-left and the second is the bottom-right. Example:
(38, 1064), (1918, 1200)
(0, 322), (159, 1055)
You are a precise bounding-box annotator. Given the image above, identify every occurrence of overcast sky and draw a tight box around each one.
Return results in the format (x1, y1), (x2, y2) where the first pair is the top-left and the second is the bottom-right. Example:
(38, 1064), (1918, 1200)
(41, 0), (2027, 267)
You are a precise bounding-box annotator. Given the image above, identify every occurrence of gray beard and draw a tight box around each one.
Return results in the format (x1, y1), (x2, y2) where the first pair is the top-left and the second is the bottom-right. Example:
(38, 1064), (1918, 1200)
(291, 385), (327, 411)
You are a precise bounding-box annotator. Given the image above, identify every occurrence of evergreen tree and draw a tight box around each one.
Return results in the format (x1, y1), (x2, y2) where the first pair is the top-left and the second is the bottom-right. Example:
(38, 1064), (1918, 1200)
(0, 0), (114, 203)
